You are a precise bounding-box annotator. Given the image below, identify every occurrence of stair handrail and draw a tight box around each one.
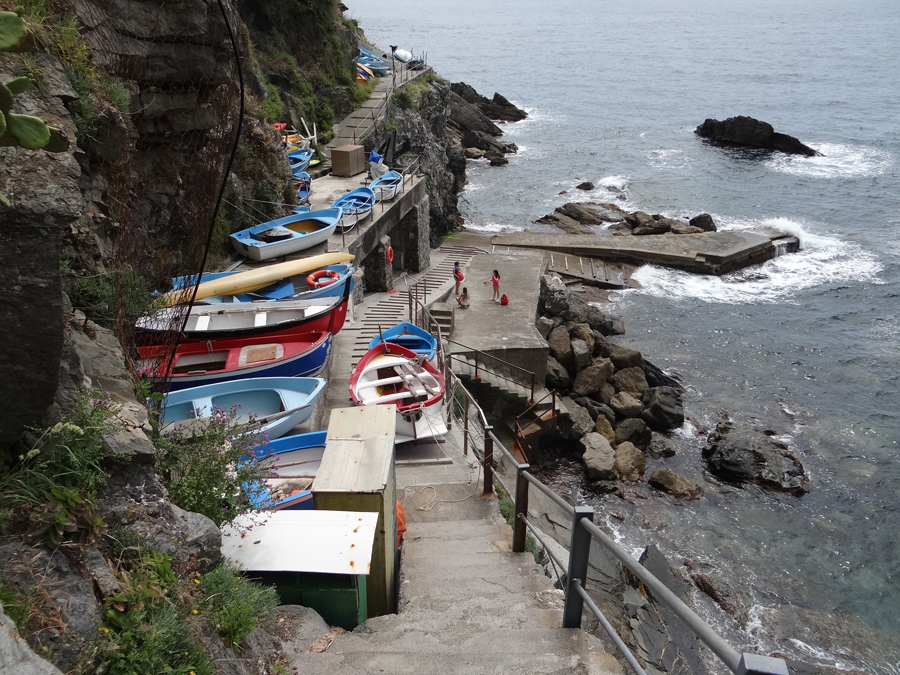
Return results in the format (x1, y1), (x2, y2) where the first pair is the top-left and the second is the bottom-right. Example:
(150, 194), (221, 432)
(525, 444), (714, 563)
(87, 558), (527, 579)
(445, 338), (536, 404)
(513, 388), (557, 458)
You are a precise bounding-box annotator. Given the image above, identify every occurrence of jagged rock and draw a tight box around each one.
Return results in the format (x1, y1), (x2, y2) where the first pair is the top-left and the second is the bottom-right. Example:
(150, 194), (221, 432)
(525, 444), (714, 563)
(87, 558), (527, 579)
(615, 418), (651, 450)
(448, 90), (502, 136)
(555, 202), (623, 225)
(624, 210), (654, 228)
(642, 387), (685, 431)
(648, 469), (703, 500)
(594, 415), (616, 445)
(644, 360), (682, 390)
(593, 381), (616, 407)
(539, 275), (624, 335)
(571, 339), (592, 373)
(537, 212), (592, 234)
(576, 181), (594, 191)
(591, 332), (614, 357)
(648, 433), (678, 459)
(572, 363), (608, 397)
(691, 573), (750, 627)
(703, 423), (809, 494)
(689, 213), (717, 232)
(640, 545), (690, 601)
(610, 391), (643, 419)
(561, 397), (594, 440)
(695, 116), (819, 157)
(547, 325), (572, 367)
(461, 130), (503, 153)
(465, 147), (486, 159)
(536, 315), (555, 339)
(545, 356), (570, 391)
(487, 152), (509, 167)
(608, 345), (644, 370)
(670, 224), (704, 235)
(1, 605), (65, 675)
(277, 605), (333, 660)
(581, 433), (616, 481)
(479, 92), (528, 122)
(610, 366), (649, 396)
(569, 323), (594, 351)
(632, 220), (672, 236)
(615, 441), (645, 481)
(84, 548), (121, 600)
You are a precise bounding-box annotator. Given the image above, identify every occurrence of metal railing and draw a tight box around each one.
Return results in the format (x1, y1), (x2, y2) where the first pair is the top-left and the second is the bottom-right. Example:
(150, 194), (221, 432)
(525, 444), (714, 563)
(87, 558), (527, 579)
(445, 338), (537, 404)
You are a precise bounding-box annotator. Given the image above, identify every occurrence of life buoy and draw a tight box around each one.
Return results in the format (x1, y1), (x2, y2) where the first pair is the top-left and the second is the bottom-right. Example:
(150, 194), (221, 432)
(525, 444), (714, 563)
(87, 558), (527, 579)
(386, 246), (394, 264)
(306, 269), (341, 289)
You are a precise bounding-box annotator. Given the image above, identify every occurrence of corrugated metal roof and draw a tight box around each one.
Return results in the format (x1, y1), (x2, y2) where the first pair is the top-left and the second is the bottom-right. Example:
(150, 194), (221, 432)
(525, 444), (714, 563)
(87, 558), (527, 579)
(221, 510), (378, 575)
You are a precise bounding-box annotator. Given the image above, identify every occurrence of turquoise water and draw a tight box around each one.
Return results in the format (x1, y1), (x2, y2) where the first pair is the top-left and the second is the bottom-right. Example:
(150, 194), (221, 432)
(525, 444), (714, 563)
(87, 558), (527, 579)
(349, 0), (900, 671)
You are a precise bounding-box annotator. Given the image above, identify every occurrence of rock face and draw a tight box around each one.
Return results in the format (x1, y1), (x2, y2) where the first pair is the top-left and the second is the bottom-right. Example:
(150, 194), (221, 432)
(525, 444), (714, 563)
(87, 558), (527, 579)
(450, 82), (527, 122)
(695, 116), (819, 157)
(703, 423), (809, 494)
(539, 275), (625, 336)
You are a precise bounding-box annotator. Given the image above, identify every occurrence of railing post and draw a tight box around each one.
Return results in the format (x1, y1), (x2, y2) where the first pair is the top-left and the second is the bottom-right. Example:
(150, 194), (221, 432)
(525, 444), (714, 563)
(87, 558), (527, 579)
(530, 372), (535, 405)
(737, 654), (790, 675)
(463, 395), (469, 456)
(562, 506), (594, 628)
(512, 463), (530, 553)
(483, 425), (494, 496)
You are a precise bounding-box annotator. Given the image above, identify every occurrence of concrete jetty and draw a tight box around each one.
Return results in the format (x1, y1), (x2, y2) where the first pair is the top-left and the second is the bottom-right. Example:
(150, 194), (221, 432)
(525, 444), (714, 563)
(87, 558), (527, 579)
(491, 229), (797, 275)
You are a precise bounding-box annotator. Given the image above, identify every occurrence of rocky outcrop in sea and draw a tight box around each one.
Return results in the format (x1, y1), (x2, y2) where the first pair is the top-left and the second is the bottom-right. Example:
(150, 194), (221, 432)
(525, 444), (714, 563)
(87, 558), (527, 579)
(695, 115), (820, 156)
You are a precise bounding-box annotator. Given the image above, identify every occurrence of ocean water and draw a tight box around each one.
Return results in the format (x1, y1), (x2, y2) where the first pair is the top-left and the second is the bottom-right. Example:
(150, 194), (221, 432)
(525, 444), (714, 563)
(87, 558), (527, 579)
(348, 0), (900, 671)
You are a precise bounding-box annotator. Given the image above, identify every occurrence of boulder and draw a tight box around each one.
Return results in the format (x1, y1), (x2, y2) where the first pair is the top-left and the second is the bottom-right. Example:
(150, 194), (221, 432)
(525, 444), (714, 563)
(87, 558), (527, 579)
(615, 441), (646, 481)
(478, 92), (528, 122)
(648, 432), (678, 459)
(448, 90), (502, 136)
(545, 356), (570, 391)
(540, 274), (570, 315)
(461, 130), (503, 153)
(639, 545), (691, 601)
(594, 415), (616, 445)
(571, 338), (592, 372)
(536, 315), (555, 338)
(644, 360), (682, 389)
(581, 433), (616, 481)
(670, 224), (704, 235)
(576, 181), (594, 191)
(1, 605), (66, 675)
(648, 469), (703, 500)
(689, 213), (717, 232)
(593, 381), (616, 407)
(488, 153), (509, 167)
(561, 397), (594, 440)
(539, 212), (592, 235)
(465, 147), (486, 160)
(624, 210), (654, 228)
(569, 323), (595, 350)
(703, 423), (809, 494)
(641, 387), (685, 431)
(695, 116), (819, 157)
(610, 391), (643, 419)
(610, 366), (649, 396)
(632, 220), (672, 236)
(615, 418), (651, 449)
(572, 361), (614, 397)
(540, 276), (625, 336)
(608, 345), (644, 370)
(547, 325), (572, 367)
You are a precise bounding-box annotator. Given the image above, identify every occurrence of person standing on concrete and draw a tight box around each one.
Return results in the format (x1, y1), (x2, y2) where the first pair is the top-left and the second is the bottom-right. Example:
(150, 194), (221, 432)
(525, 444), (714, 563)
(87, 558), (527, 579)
(453, 261), (463, 296)
(484, 269), (501, 303)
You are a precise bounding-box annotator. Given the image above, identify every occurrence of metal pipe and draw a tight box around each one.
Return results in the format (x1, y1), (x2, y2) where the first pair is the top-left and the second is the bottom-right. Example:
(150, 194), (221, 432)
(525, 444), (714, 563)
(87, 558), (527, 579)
(523, 472), (576, 515)
(483, 425), (494, 495)
(573, 580), (648, 675)
(579, 518), (742, 672)
(563, 506), (594, 628)
(512, 463), (530, 553)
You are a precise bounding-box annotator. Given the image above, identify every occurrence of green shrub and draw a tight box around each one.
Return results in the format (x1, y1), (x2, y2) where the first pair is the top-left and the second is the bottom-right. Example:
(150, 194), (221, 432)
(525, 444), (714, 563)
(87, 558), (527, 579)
(259, 82), (283, 123)
(0, 582), (34, 631)
(100, 75), (131, 113)
(392, 86), (414, 110)
(382, 117), (399, 132)
(70, 267), (154, 327)
(155, 405), (270, 526)
(15, 54), (45, 85)
(199, 565), (278, 649)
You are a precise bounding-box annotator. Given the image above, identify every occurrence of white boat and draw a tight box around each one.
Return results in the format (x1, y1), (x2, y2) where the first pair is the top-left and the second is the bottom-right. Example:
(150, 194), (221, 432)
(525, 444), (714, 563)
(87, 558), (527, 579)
(229, 208), (342, 262)
(369, 170), (404, 201)
(349, 342), (447, 444)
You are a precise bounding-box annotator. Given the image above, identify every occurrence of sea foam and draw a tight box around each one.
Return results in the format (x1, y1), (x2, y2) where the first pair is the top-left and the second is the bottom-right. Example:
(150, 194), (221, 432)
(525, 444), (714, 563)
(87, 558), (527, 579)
(766, 143), (893, 179)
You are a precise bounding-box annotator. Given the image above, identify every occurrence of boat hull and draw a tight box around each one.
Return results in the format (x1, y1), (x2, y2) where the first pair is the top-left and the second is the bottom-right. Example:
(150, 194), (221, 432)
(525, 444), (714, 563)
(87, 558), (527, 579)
(248, 431), (327, 510)
(369, 171), (403, 201)
(229, 209), (341, 262)
(367, 322), (437, 362)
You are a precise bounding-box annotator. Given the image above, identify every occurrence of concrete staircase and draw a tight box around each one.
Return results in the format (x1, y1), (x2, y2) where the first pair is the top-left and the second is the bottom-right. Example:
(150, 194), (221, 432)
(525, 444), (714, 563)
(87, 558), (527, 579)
(288, 485), (621, 675)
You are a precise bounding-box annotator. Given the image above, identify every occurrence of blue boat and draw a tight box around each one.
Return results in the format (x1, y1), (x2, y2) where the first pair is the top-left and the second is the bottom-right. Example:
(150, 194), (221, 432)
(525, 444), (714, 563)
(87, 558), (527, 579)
(369, 170), (404, 201)
(359, 46), (388, 62)
(181, 264), (357, 305)
(295, 171), (311, 205)
(229, 208), (343, 261)
(246, 431), (327, 510)
(368, 322), (438, 362)
(160, 378), (326, 441)
(289, 148), (314, 173)
(331, 187), (375, 231)
(355, 56), (389, 76)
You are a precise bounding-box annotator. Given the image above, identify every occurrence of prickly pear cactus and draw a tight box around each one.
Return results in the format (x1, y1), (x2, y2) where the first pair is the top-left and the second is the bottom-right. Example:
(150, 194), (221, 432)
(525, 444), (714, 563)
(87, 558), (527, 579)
(0, 11), (26, 51)
(0, 77), (69, 152)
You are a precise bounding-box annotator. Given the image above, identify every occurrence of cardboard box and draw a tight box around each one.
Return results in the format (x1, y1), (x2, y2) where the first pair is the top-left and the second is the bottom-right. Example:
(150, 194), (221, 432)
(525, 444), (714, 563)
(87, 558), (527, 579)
(331, 144), (366, 177)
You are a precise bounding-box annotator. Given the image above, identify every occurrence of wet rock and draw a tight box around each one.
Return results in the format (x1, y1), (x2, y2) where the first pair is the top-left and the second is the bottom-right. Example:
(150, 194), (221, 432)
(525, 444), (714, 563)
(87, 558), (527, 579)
(615, 418), (651, 450)
(648, 433), (678, 459)
(610, 391), (643, 419)
(572, 363), (613, 397)
(695, 116), (819, 157)
(608, 345), (644, 370)
(547, 326), (573, 368)
(610, 366), (649, 397)
(571, 338), (592, 372)
(545, 356), (570, 391)
(691, 573), (750, 627)
(689, 213), (717, 232)
(624, 210), (654, 228)
(460, 129), (503, 153)
(576, 181), (594, 191)
(641, 386), (685, 431)
(703, 423), (809, 494)
(464, 147), (486, 159)
(561, 397), (594, 440)
(486, 151), (509, 166)
(451, 85), (528, 123)
(539, 212), (592, 234)
(644, 360), (682, 389)
(648, 469), (703, 500)
(615, 441), (646, 481)
(640, 545), (690, 602)
(595, 415), (616, 445)
(556, 202), (622, 224)
(581, 433), (616, 481)
(632, 220), (672, 236)
(671, 224), (704, 235)
(569, 323), (594, 351)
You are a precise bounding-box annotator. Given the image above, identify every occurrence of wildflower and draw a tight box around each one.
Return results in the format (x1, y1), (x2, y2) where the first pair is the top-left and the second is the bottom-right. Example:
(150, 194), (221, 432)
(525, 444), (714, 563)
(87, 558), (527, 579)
(193, 578), (200, 584)
(192, 609), (198, 615)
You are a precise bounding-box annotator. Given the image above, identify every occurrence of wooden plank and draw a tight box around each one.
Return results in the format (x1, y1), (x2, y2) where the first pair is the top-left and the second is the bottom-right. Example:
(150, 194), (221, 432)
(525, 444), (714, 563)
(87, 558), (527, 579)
(314, 407), (396, 493)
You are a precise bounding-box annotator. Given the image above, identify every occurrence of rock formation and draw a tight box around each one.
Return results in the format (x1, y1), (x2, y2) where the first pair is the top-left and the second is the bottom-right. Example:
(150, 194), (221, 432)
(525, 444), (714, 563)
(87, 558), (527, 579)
(536, 201), (719, 237)
(695, 116), (819, 157)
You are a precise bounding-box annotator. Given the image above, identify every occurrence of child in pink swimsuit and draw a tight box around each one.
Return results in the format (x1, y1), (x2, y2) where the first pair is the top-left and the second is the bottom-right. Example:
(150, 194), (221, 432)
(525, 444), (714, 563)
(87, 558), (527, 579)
(487, 269), (500, 303)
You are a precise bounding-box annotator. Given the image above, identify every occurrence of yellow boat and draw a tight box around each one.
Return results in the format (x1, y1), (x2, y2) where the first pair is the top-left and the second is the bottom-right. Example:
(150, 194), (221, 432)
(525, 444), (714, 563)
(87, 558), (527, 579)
(161, 252), (354, 306)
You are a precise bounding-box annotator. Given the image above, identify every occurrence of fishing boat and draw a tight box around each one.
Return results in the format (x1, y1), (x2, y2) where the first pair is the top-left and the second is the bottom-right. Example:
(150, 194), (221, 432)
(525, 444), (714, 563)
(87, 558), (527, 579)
(356, 63), (373, 82)
(391, 48), (413, 63)
(295, 172), (311, 205)
(140, 330), (332, 391)
(137, 288), (349, 340)
(359, 45), (387, 61)
(160, 378), (326, 441)
(289, 148), (314, 173)
(349, 342), (448, 444)
(247, 431), (327, 510)
(161, 252), (354, 306)
(229, 208), (342, 262)
(355, 56), (389, 76)
(179, 263), (356, 305)
(367, 322), (437, 362)
(369, 170), (404, 201)
(332, 187), (375, 231)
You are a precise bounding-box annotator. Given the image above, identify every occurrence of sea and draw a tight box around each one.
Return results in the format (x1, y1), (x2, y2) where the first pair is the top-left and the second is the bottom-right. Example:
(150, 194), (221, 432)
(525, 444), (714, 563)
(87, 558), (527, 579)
(347, 0), (900, 671)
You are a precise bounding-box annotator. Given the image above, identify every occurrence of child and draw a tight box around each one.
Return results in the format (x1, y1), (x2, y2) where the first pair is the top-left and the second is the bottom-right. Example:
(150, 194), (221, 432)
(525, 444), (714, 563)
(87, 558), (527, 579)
(457, 287), (470, 309)
(453, 261), (463, 295)
(484, 269), (501, 303)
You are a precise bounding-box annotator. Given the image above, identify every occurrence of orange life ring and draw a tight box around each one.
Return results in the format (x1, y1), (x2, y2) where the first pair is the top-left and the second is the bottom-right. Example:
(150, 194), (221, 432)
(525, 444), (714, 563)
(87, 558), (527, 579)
(386, 246), (394, 264)
(306, 269), (341, 289)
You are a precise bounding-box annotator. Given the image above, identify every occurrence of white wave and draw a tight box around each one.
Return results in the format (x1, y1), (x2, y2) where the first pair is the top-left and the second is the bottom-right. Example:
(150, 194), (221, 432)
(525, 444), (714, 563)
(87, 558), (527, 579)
(766, 142), (893, 178)
(462, 220), (519, 233)
(647, 148), (692, 170)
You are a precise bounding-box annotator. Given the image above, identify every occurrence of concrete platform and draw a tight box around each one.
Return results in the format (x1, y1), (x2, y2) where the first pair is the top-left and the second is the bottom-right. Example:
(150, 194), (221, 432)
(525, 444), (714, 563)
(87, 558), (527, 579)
(491, 229), (790, 275)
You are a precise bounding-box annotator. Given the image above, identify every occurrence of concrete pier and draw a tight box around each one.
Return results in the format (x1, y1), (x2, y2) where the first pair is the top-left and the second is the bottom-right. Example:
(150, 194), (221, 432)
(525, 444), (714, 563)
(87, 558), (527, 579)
(491, 229), (796, 275)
